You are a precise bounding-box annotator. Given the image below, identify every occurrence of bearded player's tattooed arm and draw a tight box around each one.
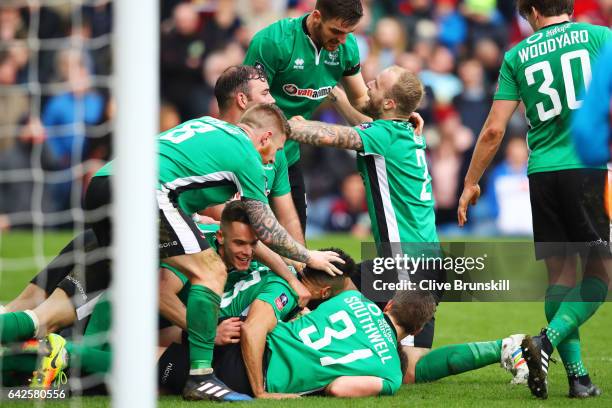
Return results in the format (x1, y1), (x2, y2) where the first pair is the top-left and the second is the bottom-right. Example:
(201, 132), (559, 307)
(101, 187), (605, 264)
(288, 119), (364, 152)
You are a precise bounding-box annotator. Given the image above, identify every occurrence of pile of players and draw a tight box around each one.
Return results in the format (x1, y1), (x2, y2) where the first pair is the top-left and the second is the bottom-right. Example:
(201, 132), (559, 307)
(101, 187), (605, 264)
(1, 0), (610, 402)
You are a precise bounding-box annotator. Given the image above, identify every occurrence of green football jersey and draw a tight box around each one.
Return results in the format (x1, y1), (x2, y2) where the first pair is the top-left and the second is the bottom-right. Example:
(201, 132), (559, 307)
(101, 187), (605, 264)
(495, 22), (612, 174)
(265, 290), (402, 395)
(355, 120), (438, 247)
(266, 150), (291, 197)
(96, 117), (268, 214)
(164, 225), (298, 322)
(220, 265), (298, 321)
(244, 14), (361, 166)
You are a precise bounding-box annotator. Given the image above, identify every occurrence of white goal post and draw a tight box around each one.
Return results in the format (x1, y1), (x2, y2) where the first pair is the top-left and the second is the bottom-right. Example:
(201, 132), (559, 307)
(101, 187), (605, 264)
(112, 1), (158, 407)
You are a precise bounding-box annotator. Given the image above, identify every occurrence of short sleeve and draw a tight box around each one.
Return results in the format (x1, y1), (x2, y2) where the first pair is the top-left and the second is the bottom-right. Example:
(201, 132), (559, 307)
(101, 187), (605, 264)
(244, 32), (278, 82)
(354, 123), (391, 156)
(494, 54), (520, 101)
(379, 378), (399, 396)
(235, 154), (269, 204)
(269, 150), (291, 197)
(343, 34), (361, 77)
(255, 280), (298, 321)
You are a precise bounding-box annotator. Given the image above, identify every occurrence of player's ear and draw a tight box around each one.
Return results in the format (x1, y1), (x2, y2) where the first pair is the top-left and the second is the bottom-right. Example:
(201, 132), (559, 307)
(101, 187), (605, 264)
(216, 229), (224, 244)
(260, 130), (272, 146)
(383, 300), (393, 313)
(383, 98), (395, 112)
(321, 286), (332, 300)
(236, 92), (248, 110)
(311, 9), (322, 24)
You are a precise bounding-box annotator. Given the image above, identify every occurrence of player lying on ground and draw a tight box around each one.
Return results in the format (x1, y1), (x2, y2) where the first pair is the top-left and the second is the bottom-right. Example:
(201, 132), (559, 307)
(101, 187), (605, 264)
(1, 227), (350, 396)
(1, 64), (306, 336)
(2, 203), (532, 397)
(457, 0), (611, 399)
(287, 65), (440, 383)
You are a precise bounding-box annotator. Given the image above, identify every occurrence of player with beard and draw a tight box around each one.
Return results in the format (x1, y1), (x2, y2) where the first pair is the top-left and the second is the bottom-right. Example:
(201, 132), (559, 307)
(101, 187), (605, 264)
(243, 0), (424, 239)
(286, 66), (441, 383)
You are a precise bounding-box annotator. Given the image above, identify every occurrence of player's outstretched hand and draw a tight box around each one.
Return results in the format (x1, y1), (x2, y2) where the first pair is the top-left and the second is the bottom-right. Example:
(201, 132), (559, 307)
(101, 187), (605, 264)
(288, 278), (311, 308)
(256, 392), (301, 399)
(457, 183), (481, 227)
(408, 112), (425, 135)
(307, 250), (345, 276)
(214, 317), (242, 345)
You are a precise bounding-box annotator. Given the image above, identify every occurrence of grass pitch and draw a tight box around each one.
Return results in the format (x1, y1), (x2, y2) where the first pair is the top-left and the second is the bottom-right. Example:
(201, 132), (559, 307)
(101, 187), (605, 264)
(1, 231), (610, 407)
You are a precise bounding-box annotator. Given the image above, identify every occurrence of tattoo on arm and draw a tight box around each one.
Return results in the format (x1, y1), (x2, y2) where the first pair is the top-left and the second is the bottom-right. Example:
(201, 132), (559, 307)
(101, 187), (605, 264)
(242, 199), (310, 263)
(289, 121), (364, 151)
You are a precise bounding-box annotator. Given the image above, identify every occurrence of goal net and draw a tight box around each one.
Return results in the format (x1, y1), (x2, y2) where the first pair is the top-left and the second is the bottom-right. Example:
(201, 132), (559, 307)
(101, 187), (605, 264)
(0, 1), (157, 406)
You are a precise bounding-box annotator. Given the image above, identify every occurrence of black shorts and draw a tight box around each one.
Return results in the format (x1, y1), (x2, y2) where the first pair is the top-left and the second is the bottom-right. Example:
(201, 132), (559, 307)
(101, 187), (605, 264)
(29, 228), (111, 318)
(157, 190), (211, 258)
(157, 341), (269, 396)
(85, 176), (210, 259)
(30, 229), (99, 295)
(288, 162), (307, 234)
(529, 169), (611, 260)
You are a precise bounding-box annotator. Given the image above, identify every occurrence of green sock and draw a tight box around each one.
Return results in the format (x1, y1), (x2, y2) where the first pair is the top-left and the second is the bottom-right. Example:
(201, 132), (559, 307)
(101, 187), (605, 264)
(1, 353), (37, 373)
(187, 284), (220, 372)
(545, 285), (587, 377)
(415, 340), (502, 383)
(547, 277), (608, 349)
(65, 342), (112, 375)
(0, 312), (36, 343)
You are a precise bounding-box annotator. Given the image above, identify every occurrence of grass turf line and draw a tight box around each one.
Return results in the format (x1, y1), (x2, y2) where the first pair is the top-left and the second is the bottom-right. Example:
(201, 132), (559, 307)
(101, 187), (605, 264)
(0, 231), (610, 406)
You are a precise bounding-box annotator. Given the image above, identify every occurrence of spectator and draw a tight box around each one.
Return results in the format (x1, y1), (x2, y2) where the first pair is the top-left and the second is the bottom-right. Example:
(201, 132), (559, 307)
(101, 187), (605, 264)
(479, 137), (532, 236)
(462, 0), (508, 50)
(201, 0), (244, 51)
(453, 59), (491, 140)
(160, 101), (182, 133)
(237, 0), (282, 43)
(473, 38), (502, 89)
(0, 50), (29, 153)
(435, 0), (467, 53)
(369, 17), (406, 70)
(420, 45), (462, 104)
(430, 111), (472, 230)
(42, 49), (105, 212)
(0, 5), (27, 41)
(325, 172), (370, 238)
(160, 2), (208, 120)
(0, 116), (53, 230)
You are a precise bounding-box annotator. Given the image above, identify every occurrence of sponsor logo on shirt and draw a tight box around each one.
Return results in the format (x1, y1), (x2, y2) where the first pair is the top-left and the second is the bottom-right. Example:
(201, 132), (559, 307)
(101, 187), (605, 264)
(324, 50), (340, 66)
(275, 293), (289, 310)
(282, 84), (332, 100)
(293, 58), (305, 70)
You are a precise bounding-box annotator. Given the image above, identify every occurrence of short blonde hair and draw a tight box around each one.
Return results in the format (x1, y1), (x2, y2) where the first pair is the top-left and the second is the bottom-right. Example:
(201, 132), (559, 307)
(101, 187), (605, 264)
(386, 67), (424, 117)
(239, 103), (290, 139)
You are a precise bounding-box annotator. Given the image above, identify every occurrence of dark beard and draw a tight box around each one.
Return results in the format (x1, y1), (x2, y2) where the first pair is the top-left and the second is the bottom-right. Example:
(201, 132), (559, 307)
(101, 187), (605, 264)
(362, 100), (383, 119)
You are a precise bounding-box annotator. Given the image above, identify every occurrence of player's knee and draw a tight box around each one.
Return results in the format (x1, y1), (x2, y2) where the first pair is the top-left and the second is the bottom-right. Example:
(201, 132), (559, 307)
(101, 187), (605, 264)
(200, 248), (227, 275)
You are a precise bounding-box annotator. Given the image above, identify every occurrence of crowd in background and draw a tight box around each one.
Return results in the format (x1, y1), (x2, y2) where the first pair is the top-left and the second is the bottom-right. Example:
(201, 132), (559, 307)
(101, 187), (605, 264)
(0, 0), (611, 237)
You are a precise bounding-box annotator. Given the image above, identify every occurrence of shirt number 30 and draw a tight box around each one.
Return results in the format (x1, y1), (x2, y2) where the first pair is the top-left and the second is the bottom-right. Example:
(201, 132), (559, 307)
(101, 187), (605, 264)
(525, 49), (592, 122)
